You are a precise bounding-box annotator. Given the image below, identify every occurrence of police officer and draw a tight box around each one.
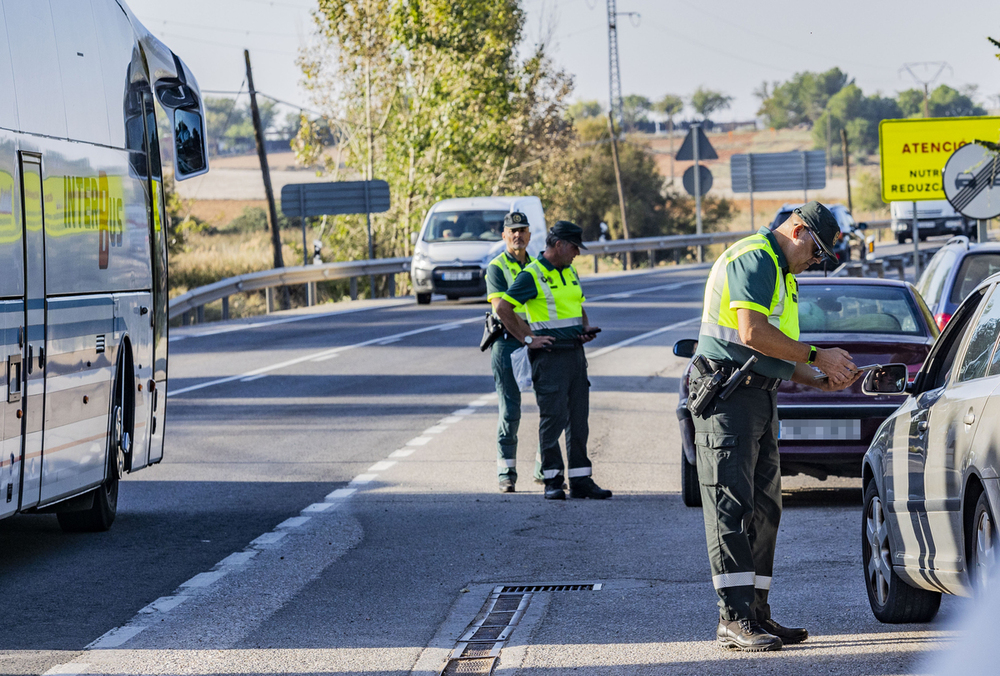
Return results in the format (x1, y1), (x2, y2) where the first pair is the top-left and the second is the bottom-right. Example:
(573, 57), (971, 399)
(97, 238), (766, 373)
(495, 221), (611, 501)
(485, 212), (543, 492)
(693, 201), (860, 651)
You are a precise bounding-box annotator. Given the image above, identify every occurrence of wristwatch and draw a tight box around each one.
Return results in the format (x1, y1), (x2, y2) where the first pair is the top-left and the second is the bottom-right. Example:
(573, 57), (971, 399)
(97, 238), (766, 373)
(807, 345), (817, 364)
(524, 335), (534, 346)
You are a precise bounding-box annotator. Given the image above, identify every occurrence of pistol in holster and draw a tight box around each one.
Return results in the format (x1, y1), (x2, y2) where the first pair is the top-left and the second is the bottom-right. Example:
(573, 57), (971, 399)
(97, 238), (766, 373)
(686, 355), (724, 417)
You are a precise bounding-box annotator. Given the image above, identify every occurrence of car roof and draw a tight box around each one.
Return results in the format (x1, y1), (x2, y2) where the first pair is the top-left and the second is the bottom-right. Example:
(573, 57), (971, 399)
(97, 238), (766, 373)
(797, 276), (911, 288)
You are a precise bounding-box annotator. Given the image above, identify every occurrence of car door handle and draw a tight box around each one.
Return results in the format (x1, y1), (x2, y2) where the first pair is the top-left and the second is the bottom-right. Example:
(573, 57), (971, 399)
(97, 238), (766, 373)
(917, 421), (928, 432)
(964, 409), (976, 426)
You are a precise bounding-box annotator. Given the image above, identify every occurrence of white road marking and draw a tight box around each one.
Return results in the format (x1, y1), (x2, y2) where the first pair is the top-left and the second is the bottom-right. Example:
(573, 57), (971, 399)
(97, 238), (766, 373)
(468, 400), (490, 407)
(452, 408), (476, 416)
(389, 448), (415, 458)
(326, 487), (357, 500)
(588, 280), (703, 302)
(169, 315), (482, 397)
(406, 436), (432, 446)
(438, 416), (463, 424)
(44, 664), (90, 675)
(311, 353), (340, 362)
(87, 626), (146, 649)
(276, 516), (311, 530)
(423, 425), (448, 434)
(376, 337), (403, 345)
(138, 595), (190, 614)
(239, 374), (268, 383)
(302, 501), (338, 513)
(181, 571), (228, 588)
(438, 323), (463, 331)
(349, 473), (378, 485)
(368, 460), (397, 472)
(587, 317), (699, 359)
(251, 532), (287, 546)
(218, 551), (258, 567)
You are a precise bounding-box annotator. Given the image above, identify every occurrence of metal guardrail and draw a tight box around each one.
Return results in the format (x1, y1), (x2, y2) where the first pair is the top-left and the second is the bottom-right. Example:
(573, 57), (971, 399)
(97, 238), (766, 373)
(165, 229), (757, 323)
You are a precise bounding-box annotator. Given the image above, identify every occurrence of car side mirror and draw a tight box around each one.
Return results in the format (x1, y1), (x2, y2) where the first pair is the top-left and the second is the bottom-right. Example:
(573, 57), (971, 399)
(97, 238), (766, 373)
(410, 231), (418, 245)
(856, 222), (868, 231)
(673, 339), (698, 359)
(861, 363), (908, 395)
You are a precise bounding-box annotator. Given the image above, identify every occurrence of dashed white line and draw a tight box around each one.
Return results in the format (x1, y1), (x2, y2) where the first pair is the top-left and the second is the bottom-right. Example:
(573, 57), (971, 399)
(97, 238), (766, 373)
(138, 595), (190, 614)
(88, 626), (146, 649)
(349, 473), (378, 485)
(44, 664), (90, 675)
(181, 571), (227, 588)
(438, 416), (463, 424)
(218, 551), (258, 567)
(406, 436), (432, 446)
(389, 448), (415, 458)
(587, 317), (699, 359)
(251, 532), (287, 547)
(369, 460), (397, 472)
(302, 501), (338, 513)
(326, 487), (357, 500)
(423, 425), (448, 434)
(276, 516), (311, 530)
(452, 408), (476, 416)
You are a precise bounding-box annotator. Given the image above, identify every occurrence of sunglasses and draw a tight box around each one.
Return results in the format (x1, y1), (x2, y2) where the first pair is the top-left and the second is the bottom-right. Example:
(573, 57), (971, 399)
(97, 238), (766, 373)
(805, 228), (829, 262)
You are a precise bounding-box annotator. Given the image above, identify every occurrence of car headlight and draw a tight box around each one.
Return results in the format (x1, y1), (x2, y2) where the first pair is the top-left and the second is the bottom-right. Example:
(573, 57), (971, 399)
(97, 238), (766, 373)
(412, 252), (432, 268)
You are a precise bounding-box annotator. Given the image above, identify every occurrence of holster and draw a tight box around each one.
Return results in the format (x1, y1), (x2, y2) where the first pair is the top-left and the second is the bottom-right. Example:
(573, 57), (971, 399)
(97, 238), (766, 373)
(480, 312), (505, 352)
(686, 356), (724, 417)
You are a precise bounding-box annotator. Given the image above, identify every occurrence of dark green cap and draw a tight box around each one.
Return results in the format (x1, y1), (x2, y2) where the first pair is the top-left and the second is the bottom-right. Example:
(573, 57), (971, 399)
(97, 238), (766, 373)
(550, 220), (587, 250)
(503, 211), (530, 229)
(794, 201), (841, 262)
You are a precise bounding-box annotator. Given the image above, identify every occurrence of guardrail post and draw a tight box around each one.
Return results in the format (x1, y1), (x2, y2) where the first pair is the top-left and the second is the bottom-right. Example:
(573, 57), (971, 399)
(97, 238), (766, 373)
(266, 287), (275, 314)
(866, 260), (885, 278)
(222, 296), (230, 321)
(887, 258), (905, 281)
(307, 282), (316, 307)
(182, 310), (191, 326)
(846, 263), (863, 277)
(698, 245), (704, 264)
(647, 249), (655, 268)
(350, 277), (358, 301)
(593, 255), (599, 274)
(196, 306), (205, 323)
(388, 274), (395, 298)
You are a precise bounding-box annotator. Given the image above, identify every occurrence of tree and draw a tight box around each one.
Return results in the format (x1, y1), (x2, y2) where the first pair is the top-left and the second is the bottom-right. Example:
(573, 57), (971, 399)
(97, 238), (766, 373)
(812, 83), (901, 159)
(928, 85), (986, 117)
(566, 100), (602, 121)
(690, 87), (732, 121)
(897, 88), (925, 117)
(296, 0), (574, 273)
(621, 94), (652, 130)
(755, 68), (851, 128)
(653, 94), (684, 122)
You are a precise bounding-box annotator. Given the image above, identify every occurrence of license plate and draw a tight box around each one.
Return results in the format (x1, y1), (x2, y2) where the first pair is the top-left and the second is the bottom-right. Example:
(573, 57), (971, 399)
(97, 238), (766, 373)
(945, 219), (963, 227)
(441, 271), (473, 281)
(778, 419), (861, 441)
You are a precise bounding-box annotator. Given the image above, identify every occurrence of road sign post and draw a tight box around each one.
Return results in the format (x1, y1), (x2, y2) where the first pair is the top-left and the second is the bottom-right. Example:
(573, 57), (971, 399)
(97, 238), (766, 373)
(677, 125), (718, 262)
(730, 150), (826, 231)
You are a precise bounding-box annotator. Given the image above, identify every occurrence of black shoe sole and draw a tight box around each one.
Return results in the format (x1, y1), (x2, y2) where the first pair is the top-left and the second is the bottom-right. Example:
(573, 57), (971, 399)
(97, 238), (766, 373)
(717, 638), (783, 652)
(544, 491), (566, 500)
(771, 633), (807, 645)
(569, 492), (612, 499)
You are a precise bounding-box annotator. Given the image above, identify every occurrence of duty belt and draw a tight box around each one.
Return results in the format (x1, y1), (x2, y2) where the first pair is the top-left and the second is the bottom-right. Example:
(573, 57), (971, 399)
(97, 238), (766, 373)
(706, 358), (781, 392)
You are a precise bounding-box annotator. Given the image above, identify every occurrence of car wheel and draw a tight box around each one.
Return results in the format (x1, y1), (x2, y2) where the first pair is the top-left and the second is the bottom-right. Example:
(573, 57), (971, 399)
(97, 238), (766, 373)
(897, 234), (907, 245)
(681, 452), (701, 508)
(416, 293), (431, 305)
(862, 481), (941, 623)
(968, 491), (998, 593)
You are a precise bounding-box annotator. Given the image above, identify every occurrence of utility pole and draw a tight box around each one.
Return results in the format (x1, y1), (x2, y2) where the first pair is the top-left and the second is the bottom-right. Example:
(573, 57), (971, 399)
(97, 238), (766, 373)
(900, 62), (952, 118)
(607, 113), (631, 270)
(841, 128), (853, 214)
(245, 49), (289, 310)
(364, 0), (376, 297)
(607, 0), (624, 133)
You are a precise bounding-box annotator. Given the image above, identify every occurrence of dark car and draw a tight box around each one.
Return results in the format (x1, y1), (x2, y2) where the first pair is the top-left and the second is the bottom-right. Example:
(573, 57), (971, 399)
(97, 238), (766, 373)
(675, 277), (938, 507)
(916, 236), (1000, 331)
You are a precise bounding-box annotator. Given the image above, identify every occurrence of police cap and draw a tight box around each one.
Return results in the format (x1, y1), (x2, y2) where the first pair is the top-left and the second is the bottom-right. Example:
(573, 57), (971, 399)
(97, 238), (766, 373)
(503, 212), (530, 229)
(793, 201), (841, 262)
(550, 220), (588, 250)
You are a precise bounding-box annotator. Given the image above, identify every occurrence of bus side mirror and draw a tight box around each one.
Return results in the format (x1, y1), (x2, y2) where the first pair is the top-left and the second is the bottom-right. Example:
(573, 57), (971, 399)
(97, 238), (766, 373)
(172, 108), (208, 180)
(673, 339), (698, 358)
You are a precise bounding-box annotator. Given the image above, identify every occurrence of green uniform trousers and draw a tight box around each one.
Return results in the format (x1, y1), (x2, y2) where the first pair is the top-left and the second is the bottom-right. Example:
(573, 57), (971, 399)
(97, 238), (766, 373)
(692, 384), (781, 622)
(530, 344), (592, 487)
(491, 337), (543, 483)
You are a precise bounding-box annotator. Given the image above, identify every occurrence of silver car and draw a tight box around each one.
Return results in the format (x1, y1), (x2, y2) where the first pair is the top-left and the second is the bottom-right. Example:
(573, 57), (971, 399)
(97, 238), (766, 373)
(861, 272), (1000, 622)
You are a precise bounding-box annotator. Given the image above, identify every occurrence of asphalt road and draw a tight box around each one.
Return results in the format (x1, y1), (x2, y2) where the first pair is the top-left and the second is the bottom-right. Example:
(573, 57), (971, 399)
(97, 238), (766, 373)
(0, 263), (970, 675)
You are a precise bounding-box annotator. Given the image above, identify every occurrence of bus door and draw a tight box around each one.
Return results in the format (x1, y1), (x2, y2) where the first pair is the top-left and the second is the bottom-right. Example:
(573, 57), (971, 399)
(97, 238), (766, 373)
(17, 153), (45, 510)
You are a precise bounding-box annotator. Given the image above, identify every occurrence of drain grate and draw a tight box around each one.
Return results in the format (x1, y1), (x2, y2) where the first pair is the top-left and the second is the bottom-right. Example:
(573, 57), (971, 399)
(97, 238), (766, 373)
(490, 596), (524, 612)
(441, 657), (496, 675)
(458, 643), (501, 659)
(497, 583), (601, 593)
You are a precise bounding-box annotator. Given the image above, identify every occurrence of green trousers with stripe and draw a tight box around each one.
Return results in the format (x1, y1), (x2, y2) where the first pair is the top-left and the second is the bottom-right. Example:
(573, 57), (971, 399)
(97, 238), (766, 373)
(491, 337), (543, 483)
(692, 385), (782, 622)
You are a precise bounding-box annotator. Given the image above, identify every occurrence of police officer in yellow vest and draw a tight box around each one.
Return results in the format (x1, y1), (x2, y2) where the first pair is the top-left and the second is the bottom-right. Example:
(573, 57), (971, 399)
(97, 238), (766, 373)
(694, 202), (861, 651)
(486, 212), (543, 492)
(496, 221), (611, 501)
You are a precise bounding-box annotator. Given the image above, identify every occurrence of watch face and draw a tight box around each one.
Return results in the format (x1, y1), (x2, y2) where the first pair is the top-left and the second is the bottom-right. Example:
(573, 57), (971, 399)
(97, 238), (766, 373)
(525, 336), (533, 344)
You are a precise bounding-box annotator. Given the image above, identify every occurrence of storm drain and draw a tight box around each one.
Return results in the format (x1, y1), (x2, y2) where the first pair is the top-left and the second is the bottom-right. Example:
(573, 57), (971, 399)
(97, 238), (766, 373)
(439, 583), (601, 675)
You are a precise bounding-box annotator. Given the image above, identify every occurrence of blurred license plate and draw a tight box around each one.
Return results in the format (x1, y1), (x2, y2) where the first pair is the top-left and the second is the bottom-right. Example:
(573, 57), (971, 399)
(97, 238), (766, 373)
(778, 419), (860, 441)
(945, 219), (963, 227)
(442, 271), (473, 281)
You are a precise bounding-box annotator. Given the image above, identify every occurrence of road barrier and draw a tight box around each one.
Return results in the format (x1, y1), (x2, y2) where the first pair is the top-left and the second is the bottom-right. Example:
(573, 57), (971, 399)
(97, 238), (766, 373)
(168, 225), (894, 324)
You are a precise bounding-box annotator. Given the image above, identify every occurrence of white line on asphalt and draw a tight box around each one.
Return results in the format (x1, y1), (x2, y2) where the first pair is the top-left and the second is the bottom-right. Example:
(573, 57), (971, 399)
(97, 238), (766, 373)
(326, 487), (357, 500)
(239, 374), (268, 383)
(452, 408), (476, 416)
(406, 436), (432, 446)
(218, 551), (258, 567)
(181, 571), (228, 588)
(251, 532), (287, 546)
(311, 353), (340, 362)
(276, 516), (312, 530)
(587, 280), (703, 302)
(168, 315), (482, 397)
(43, 665), (91, 676)
(138, 595), (190, 614)
(169, 299), (413, 342)
(468, 400), (490, 407)
(438, 323), (463, 331)
(87, 626), (147, 649)
(368, 460), (397, 472)
(438, 416), (463, 424)
(302, 501), (338, 513)
(423, 425), (448, 434)
(587, 317), (700, 359)
(376, 337), (403, 345)
(389, 448), (415, 458)
(349, 473), (378, 485)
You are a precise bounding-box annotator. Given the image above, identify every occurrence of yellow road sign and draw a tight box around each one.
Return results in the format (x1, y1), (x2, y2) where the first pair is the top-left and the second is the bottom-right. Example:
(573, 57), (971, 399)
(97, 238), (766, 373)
(879, 116), (1000, 202)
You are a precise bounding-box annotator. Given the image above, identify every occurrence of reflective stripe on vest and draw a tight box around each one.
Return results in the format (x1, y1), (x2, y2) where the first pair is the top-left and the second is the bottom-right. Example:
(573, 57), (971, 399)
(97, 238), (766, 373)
(700, 233), (799, 349)
(488, 252), (532, 319)
(522, 260), (584, 332)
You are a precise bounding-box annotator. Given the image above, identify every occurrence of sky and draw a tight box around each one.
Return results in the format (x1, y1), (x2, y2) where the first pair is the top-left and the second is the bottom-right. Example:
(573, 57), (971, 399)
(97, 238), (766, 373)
(125, 0), (1000, 122)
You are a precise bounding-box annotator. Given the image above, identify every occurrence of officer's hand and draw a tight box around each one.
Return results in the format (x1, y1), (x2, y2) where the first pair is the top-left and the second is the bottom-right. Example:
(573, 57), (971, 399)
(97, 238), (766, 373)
(580, 326), (601, 344)
(812, 347), (858, 386)
(528, 335), (554, 350)
(815, 370), (863, 392)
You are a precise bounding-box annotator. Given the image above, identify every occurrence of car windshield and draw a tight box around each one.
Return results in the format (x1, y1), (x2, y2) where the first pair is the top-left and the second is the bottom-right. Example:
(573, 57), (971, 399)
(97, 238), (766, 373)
(422, 210), (506, 243)
(798, 285), (924, 335)
(948, 254), (1000, 305)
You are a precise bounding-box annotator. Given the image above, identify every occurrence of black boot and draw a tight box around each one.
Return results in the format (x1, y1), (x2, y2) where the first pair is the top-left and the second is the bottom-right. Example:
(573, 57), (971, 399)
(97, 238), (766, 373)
(569, 477), (612, 499)
(760, 618), (808, 645)
(716, 618), (783, 652)
(499, 478), (515, 493)
(543, 480), (565, 500)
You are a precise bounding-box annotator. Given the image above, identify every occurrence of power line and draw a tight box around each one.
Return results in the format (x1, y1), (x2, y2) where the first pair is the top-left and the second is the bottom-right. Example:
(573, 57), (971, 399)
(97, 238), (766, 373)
(139, 17), (297, 38)
(644, 19), (794, 74)
(154, 30), (299, 56)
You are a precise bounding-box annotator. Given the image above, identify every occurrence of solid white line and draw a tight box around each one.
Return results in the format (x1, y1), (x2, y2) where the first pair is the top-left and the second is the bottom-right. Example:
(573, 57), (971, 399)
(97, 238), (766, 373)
(168, 315), (482, 397)
(389, 448), (415, 458)
(87, 625), (147, 649)
(169, 299), (412, 342)
(239, 374), (268, 383)
(311, 353), (340, 362)
(588, 280), (703, 302)
(369, 460), (397, 472)
(438, 323), (463, 331)
(587, 317), (699, 359)
(376, 337), (403, 345)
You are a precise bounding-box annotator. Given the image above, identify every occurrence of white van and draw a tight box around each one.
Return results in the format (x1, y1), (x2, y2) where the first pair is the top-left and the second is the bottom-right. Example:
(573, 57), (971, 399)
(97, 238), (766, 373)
(891, 200), (973, 243)
(410, 196), (547, 304)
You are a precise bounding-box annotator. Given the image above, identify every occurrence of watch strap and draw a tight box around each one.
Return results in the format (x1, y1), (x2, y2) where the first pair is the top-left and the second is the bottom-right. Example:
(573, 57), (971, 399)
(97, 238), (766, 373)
(807, 345), (817, 364)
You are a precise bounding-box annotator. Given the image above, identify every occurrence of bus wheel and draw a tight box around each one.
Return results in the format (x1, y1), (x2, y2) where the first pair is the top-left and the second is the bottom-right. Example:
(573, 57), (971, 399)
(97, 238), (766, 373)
(57, 354), (132, 533)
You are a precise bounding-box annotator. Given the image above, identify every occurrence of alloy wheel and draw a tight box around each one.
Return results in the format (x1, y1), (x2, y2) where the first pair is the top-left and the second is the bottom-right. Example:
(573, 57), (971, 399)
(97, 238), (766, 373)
(866, 495), (893, 606)
(974, 506), (997, 591)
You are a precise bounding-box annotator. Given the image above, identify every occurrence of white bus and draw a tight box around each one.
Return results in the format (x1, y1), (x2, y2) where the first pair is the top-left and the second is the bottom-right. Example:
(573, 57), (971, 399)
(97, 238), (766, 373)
(0, 1), (208, 531)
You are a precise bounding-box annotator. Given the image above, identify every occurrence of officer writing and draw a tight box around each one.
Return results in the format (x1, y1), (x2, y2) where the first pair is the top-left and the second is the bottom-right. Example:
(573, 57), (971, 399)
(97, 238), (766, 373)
(485, 212), (542, 493)
(495, 221), (611, 501)
(692, 202), (860, 651)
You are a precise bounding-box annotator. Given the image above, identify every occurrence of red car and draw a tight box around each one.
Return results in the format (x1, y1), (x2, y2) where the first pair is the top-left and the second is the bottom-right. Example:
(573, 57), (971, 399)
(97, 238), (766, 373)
(675, 277), (938, 507)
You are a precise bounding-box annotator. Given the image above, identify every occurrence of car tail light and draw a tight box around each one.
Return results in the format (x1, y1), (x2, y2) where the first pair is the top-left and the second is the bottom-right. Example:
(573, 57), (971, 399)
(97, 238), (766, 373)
(907, 363), (922, 384)
(934, 313), (952, 331)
